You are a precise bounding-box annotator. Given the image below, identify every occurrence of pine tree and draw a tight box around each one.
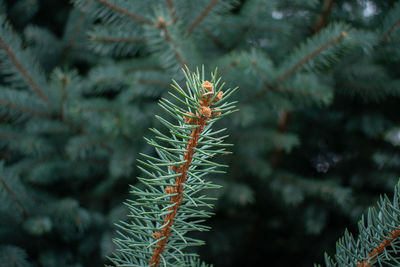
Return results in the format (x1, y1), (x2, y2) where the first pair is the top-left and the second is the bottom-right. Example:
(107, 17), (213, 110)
(1, 0), (400, 266)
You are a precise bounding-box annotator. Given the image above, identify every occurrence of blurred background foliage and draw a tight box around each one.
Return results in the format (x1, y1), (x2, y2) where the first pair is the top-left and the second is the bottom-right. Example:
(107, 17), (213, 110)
(0, 0), (400, 266)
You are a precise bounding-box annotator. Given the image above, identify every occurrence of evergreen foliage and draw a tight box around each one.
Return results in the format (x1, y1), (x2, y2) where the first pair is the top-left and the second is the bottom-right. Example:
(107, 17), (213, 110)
(109, 67), (237, 267)
(320, 181), (400, 266)
(0, 0), (400, 266)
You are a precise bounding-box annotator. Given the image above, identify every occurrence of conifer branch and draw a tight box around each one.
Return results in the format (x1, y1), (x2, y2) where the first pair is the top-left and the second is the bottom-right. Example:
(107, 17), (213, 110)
(60, 10), (87, 63)
(313, 0), (335, 34)
(226, 0), (265, 49)
(166, 0), (177, 23)
(0, 99), (50, 118)
(60, 74), (68, 121)
(357, 229), (400, 267)
(271, 110), (290, 168)
(149, 116), (207, 267)
(0, 177), (28, 218)
(250, 59), (275, 91)
(220, 58), (239, 77)
(187, 0), (219, 34)
(382, 19), (400, 42)
(0, 37), (48, 104)
(202, 26), (228, 49)
(247, 31), (347, 170)
(149, 79), (223, 267)
(249, 31), (347, 103)
(89, 36), (147, 43)
(276, 31), (347, 83)
(96, 0), (153, 26)
(66, 11), (86, 50)
(155, 18), (186, 68)
(243, 59), (277, 104)
(110, 68), (236, 266)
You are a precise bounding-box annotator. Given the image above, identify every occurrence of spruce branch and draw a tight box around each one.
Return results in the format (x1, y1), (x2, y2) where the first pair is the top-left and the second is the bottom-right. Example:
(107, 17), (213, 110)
(249, 29), (348, 102)
(60, 74), (68, 121)
(96, 0), (153, 26)
(0, 177), (28, 218)
(382, 19), (400, 42)
(187, 0), (219, 34)
(312, 0), (335, 34)
(155, 17), (186, 68)
(0, 37), (48, 104)
(276, 31), (347, 83)
(357, 229), (400, 267)
(149, 93), (211, 267)
(109, 67), (237, 266)
(0, 98), (49, 118)
(250, 59), (274, 91)
(89, 36), (147, 44)
(381, 2), (400, 42)
(271, 110), (290, 168)
(201, 26), (228, 50)
(166, 0), (177, 23)
(244, 28), (347, 170)
(63, 10), (86, 53)
(321, 182), (400, 266)
(220, 58), (239, 77)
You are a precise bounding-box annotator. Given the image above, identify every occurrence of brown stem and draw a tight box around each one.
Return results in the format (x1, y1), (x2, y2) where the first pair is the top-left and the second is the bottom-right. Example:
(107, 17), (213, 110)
(244, 59), (279, 104)
(271, 110), (290, 169)
(312, 0), (334, 34)
(248, 32), (347, 103)
(270, 35), (345, 169)
(0, 177), (28, 218)
(96, 0), (153, 26)
(219, 58), (239, 77)
(357, 229), (400, 267)
(0, 37), (48, 104)
(382, 19), (400, 42)
(251, 59), (275, 90)
(149, 81), (220, 267)
(277, 31), (347, 83)
(60, 10), (86, 63)
(89, 36), (147, 43)
(60, 75), (68, 121)
(166, 0), (177, 22)
(158, 21), (186, 68)
(149, 117), (208, 267)
(187, 0), (219, 34)
(202, 26), (228, 50)
(0, 98), (50, 118)
(0, 98), (80, 133)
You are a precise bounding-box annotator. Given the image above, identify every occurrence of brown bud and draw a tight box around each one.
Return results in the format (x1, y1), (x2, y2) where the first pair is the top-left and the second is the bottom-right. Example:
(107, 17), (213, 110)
(169, 165), (179, 173)
(153, 232), (162, 239)
(202, 81), (213, 92)
(184, 112), (199, 125)
(155, 17), (171, 28)
(199, 100), (208, 106)
(212, 91), (223, 104)
(165, 186), (176, 194)
(211, 108), (221, 117)
(199, 106), (211, 118)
